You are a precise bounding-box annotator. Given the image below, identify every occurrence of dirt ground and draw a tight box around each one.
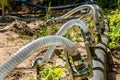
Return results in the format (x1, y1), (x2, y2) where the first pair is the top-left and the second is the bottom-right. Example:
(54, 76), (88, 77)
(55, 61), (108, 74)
(110, 45), (120, 80)
(0, 6), (120, 80)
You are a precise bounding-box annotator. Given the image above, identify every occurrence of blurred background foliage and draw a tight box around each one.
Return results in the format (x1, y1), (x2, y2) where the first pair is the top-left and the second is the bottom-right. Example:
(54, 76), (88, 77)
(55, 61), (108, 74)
(0, 0), (119, 9)
(0, 0), (120, 48)
(96, 0), (120, 9)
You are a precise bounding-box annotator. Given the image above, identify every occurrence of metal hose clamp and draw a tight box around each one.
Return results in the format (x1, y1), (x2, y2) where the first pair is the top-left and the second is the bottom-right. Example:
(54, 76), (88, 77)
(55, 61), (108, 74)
(65, 30), (93, 79)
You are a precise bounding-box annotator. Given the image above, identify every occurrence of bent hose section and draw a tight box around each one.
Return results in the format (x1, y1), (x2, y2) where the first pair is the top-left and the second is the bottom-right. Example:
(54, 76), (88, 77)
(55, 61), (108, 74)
(47, 4), (97, 23)
(0, 36), (80, 80)
(47, 4), (108, 37)
(42, 19), (93, 79)
(42, 19), (90, 63)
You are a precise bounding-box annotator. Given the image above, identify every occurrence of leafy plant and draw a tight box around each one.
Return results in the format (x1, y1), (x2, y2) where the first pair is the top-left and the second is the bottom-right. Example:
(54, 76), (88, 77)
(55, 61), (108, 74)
(0, 0), (13, 10)
(0, 0), (9, 10)
(96, 0), (119, 9)
(38, 64), (63, 80)
(45, 2), (52, 35)
(107, 10), (120, 47)
(29, 76), (34, 80)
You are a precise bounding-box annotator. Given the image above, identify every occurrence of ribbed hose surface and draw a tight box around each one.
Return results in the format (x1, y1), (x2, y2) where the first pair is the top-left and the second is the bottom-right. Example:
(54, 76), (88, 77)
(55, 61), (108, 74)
(42, 19), (89, 62)
(47, 4), (97, 25)
(0, 36), (78, 80)
(62, 4), (97, 21)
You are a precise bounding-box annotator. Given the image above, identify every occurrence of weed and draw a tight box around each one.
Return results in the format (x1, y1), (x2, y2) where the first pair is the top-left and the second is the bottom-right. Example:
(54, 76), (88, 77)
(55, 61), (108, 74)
(29, 76), (34, 80)
(107, 10), (120, 47)
(38, 64), (63, 80)
(45, 2), (52, 35)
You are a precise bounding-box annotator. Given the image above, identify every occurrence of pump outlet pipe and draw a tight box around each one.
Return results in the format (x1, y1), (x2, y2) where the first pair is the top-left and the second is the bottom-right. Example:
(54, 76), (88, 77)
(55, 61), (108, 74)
(0, 36), (81, 80)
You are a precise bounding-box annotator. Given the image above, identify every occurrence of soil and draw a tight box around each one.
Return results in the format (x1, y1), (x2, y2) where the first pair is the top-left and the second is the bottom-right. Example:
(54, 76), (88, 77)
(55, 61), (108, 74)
(0, 4), (120, 80)
(109, 45), (120, 80)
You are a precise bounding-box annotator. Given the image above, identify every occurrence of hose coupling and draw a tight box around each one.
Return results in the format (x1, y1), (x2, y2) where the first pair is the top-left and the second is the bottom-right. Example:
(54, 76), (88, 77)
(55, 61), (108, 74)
(66, 51), (92, 79)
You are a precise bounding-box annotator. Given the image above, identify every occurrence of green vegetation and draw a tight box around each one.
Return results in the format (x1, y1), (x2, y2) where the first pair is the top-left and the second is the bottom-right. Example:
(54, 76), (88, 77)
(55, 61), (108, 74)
(0, 0), (12, 10)
(38, 64), (63, 80)
(36, 3), (120, 79)
(0, 0), (120, 79)
(107, 10), (120, 47)
(96, 0), (119, 8)
(0, 0), (7, 9)
(29, 76), (34, 80)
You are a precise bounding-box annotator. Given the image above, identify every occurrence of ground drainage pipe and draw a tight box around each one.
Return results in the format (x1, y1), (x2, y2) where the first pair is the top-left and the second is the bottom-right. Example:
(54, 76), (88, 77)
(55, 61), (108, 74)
(0, 36), (80, 80)
(87, 35), (109, 80)
(88, 5), (109, 80)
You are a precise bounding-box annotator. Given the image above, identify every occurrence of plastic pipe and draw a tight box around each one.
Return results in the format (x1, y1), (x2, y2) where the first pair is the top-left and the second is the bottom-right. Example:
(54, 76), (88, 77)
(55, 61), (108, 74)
(15, 0), (94, 10)
(72, 30), (109, 80)
(35, 19), (93, 79)
(88, 35), (109, 80)
(0, 36), (79, 80)
(87, 11), (109, 80)
(47, 4), (96, 22)
(47, 4), (97, 27)
(47, 4), (108, 36)
(41, 19), (90, 64)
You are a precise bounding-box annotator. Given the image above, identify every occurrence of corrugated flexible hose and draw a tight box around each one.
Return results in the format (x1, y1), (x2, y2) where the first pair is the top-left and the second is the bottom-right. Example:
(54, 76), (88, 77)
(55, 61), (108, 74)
(0, 36), (79, 80)
(42, 19), (89, 63)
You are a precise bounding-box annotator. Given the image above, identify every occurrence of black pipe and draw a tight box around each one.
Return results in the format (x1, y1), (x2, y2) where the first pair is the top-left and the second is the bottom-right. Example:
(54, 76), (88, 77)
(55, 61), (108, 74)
(15, 0), (95, 10)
